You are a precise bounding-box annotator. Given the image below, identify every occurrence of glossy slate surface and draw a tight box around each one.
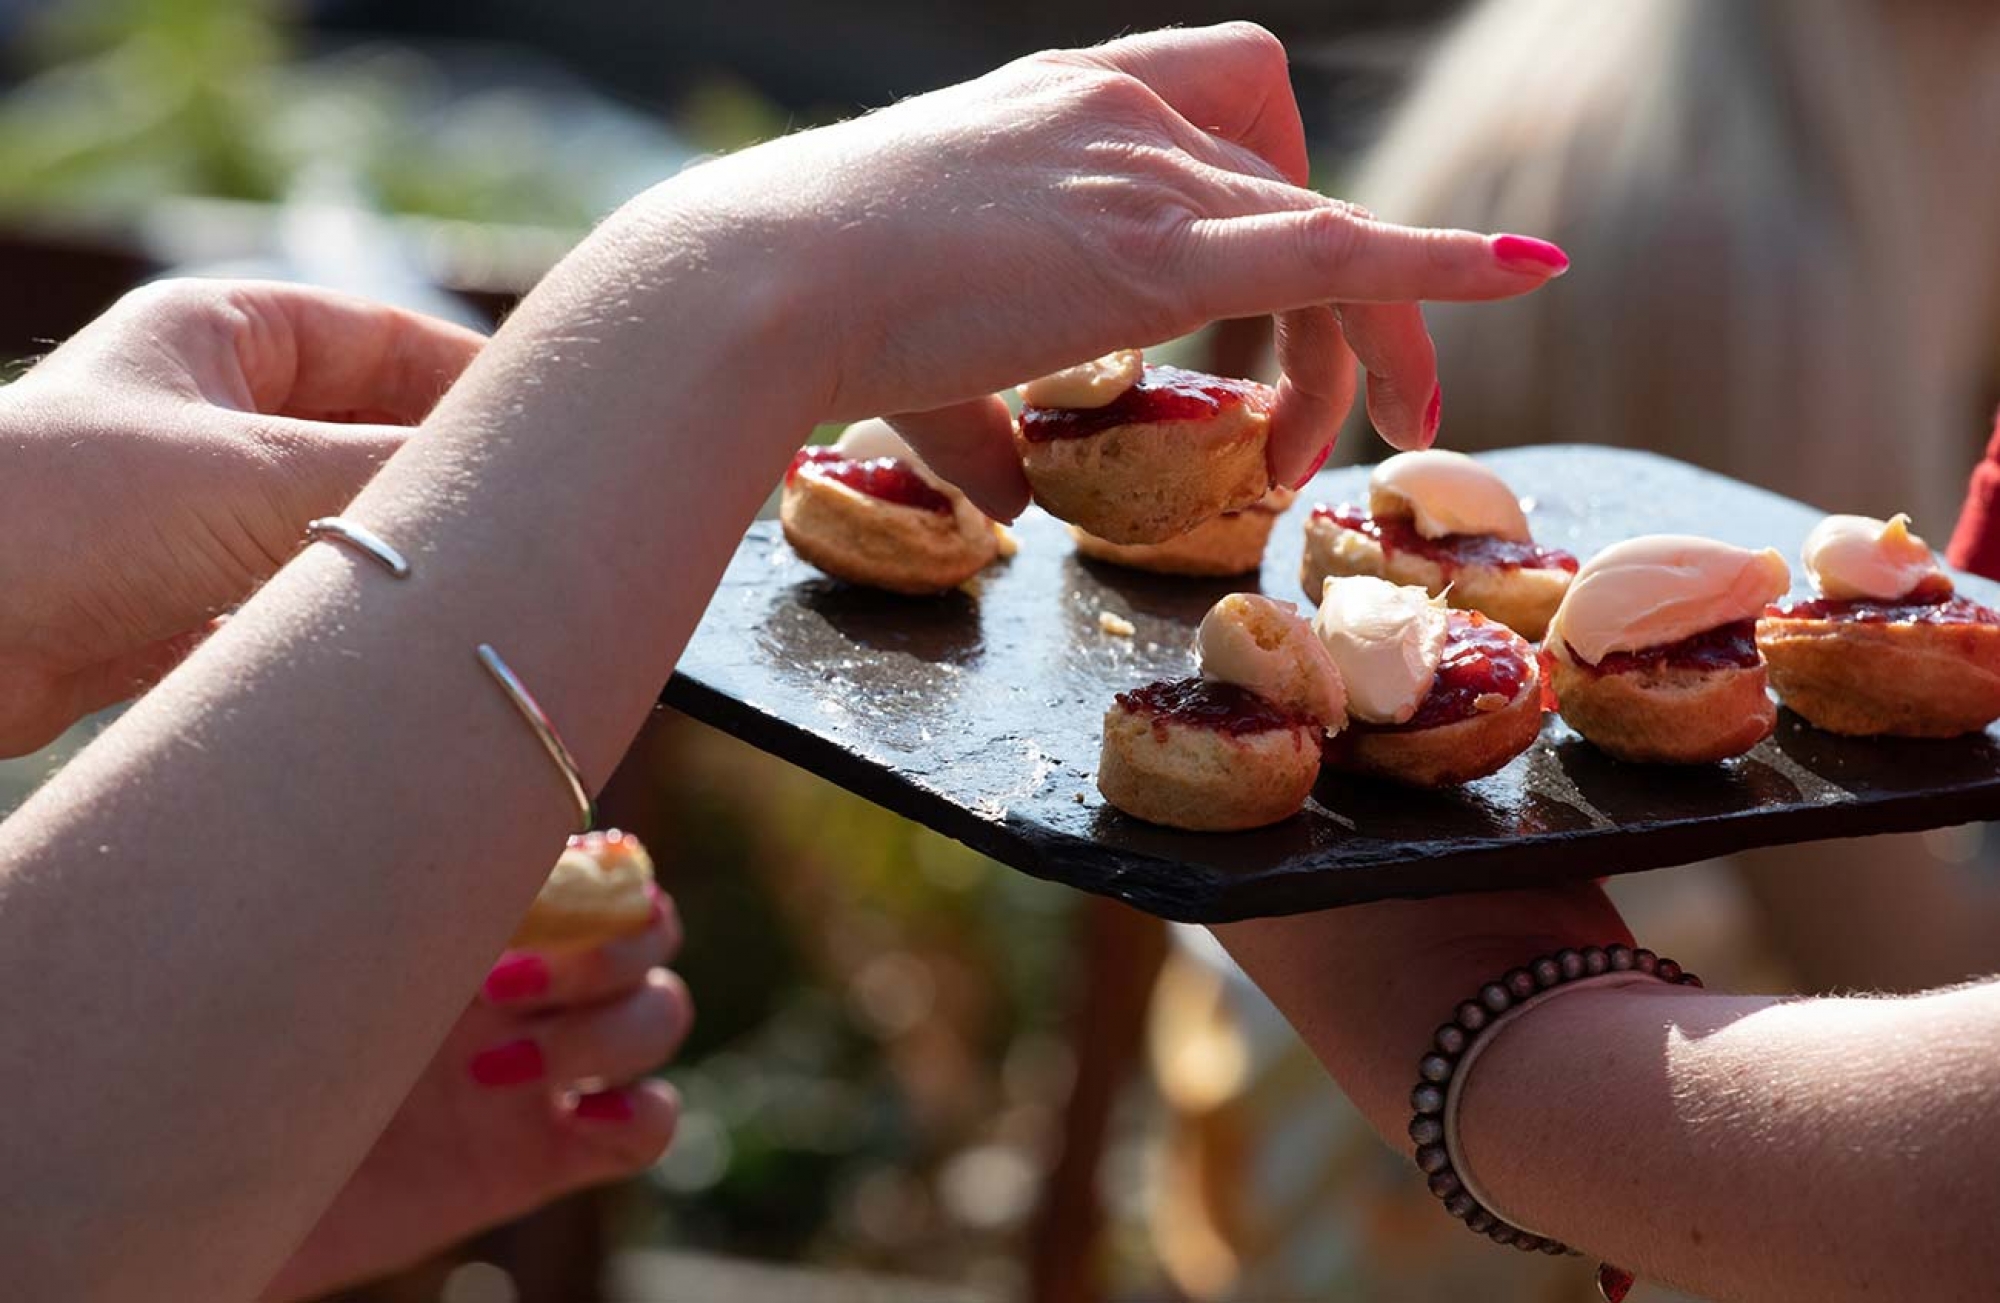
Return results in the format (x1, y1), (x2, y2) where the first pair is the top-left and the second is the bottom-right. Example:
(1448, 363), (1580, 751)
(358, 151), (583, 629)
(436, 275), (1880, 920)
(663, 446), (2000, 921)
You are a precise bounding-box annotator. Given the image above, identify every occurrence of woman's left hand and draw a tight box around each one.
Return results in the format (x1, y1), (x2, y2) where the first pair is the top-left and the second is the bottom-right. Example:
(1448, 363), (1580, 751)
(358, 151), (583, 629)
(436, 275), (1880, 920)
(1211, 882), (1630, 1140)
(259, 894), (691, 1303)
(0, 279), (485, 757)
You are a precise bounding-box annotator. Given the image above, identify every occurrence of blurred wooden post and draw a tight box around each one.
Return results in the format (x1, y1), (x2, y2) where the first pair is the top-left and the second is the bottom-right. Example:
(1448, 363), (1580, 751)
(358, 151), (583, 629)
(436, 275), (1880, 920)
(1026, 896), (1169, 1303)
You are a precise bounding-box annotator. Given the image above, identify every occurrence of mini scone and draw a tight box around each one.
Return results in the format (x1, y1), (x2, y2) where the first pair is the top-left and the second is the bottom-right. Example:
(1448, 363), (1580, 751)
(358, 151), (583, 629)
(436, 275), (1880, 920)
(1546, 535), (1790, 763)
(1757, 514), (2000, 737)
(1300, 450), (1576, 640)
(781, 419), (1000, 595)
(1313, 576), (1543, 787)
(512, 829), (657, 951)
(1071, 486), (1297, 576)
(1097, 594), (1342, 831)
(1016, 350), (1276, 546)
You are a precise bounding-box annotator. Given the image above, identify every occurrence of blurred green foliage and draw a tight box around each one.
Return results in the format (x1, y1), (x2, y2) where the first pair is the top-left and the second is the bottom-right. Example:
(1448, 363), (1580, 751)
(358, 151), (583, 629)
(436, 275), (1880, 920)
(0, 0), (666, 228)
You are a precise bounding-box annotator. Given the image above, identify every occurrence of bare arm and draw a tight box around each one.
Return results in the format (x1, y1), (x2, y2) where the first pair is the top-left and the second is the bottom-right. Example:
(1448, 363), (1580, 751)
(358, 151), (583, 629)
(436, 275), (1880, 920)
(0, 26), (1565, 1300)
(1214, 890), (2000, 1303)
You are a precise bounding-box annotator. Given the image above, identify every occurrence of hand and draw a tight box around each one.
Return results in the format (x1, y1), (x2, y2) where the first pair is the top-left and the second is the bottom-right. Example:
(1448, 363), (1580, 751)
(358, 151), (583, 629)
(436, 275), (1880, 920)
(661, 22), (1569, 517)
(1211, 883), (1630, 1141)
(260, 894), (691, 1303)
(0, 278), (485, 756)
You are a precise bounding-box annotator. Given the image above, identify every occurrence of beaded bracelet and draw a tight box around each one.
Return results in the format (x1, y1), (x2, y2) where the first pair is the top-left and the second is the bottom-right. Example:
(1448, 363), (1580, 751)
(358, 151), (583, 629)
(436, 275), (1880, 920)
(1407, 943), (1703, 1301)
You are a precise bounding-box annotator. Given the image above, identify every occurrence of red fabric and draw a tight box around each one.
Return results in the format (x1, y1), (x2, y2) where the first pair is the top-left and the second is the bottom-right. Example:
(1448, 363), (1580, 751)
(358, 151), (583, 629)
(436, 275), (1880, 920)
(1947, 409), (2000, 581)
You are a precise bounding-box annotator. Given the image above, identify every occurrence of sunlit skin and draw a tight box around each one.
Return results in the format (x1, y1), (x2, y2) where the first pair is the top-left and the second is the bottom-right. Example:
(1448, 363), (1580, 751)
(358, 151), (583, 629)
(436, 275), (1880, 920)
(0, 25), (1567, 1300)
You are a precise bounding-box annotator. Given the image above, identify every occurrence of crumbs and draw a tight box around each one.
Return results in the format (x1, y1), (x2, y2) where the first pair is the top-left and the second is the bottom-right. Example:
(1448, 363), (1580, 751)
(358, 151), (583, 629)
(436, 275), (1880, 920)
(1098, 610), (1136, 638)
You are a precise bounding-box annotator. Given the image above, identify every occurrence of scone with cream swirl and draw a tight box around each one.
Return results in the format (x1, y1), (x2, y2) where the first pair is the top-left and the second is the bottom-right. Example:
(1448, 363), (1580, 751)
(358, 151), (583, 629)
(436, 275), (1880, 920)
(1546, 535), (1789, 763)
(1314, 576), (1544, 787)
(1098, 594), (1341, 831)
(1757, 514), (2000, 737)
(1017, 349), (1276, 546)
(1301, 450), (1575, 639)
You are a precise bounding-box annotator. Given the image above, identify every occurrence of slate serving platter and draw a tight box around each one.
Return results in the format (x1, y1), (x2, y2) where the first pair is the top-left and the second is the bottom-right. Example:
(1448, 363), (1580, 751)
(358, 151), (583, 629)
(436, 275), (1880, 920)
(661, 445), (2000, 922)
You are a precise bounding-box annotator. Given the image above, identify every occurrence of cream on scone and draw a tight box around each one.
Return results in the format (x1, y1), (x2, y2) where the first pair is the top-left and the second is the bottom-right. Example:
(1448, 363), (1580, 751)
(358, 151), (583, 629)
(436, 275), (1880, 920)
(1300, 450), (1575, 640)
(1313, 576), (1543, 786)
(781, 418), (1001, 595)
(512, 829), (657, 951)
(1097, 595), (1337, 831)
(1547, 535), (1790, 763)
(1071, 486), (1296, 576)
(1017, 351), (1276, 546)
(1757, 514), (2000, 737)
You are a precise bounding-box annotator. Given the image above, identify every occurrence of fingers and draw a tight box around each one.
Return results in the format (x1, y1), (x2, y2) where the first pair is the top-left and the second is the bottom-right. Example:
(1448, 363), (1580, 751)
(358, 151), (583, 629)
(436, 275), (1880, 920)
(887, 397), (1032, 522)
(1268, 306), (1358, 490)
(97, 278), (485, 423)
(538, 968), (694, 1086)
(1066, 22), (1311, 187)
(468, 968), (694, 1091)
(481, 893), (683, 1012)
(1187, 208), (1568, 314)
(552, 1079), (682, 1183)
(1336, 302), (1442, 452)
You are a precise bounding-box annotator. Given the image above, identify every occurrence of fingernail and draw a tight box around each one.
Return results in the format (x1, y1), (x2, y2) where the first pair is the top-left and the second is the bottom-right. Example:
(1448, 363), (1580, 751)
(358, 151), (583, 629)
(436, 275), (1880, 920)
(482, 952), (551, 1004)
(572, 1089), (637, 1123)
(1491, 234), (1570, 276)
(1423, 384), (1443, 445)
(468, 1038), (545, 1087)
(1290, 440), (1334, 490)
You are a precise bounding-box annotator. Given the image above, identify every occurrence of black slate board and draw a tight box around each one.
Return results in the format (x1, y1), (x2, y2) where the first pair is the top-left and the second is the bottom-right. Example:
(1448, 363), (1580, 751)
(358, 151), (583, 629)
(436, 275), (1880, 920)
(662, 446), (2000, 922)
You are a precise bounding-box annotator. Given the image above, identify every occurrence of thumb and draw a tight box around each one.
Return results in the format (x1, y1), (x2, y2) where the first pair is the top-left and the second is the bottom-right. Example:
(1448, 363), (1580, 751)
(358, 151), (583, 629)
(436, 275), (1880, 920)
(887, 396), (1032, 522)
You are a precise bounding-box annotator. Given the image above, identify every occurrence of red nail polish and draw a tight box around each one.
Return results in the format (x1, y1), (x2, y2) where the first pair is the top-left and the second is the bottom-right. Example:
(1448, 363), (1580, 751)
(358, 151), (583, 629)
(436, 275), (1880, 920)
(572, 1089), (637, 1123)
(482, 953), (551, 1004)
(468, 1038), (545, 1087)
(1491, 234), (1570, 275)
(1291, 440), (1334, 490)
(1423, 384), (1443, 445)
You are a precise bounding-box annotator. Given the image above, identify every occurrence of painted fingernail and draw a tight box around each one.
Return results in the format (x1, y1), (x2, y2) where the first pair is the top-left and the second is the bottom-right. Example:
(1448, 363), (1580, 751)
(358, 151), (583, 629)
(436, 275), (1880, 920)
(1423, 384), (1443, 445)
(1291, 440), (1335, 490)
(482, 952), (551, 1004)
(1491, 234), (1570, 276)
(572, 1089), (637, 1123)
(468, 1038), (545, 1087)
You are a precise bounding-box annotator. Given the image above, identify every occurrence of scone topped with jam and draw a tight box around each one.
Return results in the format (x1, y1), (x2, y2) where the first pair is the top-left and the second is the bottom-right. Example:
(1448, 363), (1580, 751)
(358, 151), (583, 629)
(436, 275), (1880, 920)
(1302, 450), (1575, 639)
(1097, 594), (1342, 831)
(1758, 513), (2000, 737)
(1017, 349), (1276, 546)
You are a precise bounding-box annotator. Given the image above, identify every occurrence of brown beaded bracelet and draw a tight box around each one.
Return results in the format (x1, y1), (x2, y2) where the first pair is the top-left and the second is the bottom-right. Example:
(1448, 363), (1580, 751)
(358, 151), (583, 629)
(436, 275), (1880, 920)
(1406, 943), (1703, 1301)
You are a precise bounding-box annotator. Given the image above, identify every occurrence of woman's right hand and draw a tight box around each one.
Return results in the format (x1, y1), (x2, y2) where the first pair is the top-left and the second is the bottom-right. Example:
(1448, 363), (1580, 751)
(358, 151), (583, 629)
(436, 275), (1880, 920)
(652, 22), (1569, 516)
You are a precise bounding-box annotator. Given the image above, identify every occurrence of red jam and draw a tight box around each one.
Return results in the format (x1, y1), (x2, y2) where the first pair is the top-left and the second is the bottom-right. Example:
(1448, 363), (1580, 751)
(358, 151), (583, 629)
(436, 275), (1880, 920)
(1019, 365), (1271, 442)
(1312, 504), (1577, 575)
(1115, 677), (1312, 739)
(1357, 612), (1534, 733)
(787, 447), (953, 515)
(1766, 588), (1996, 627)
(1577, 620), (1761, 676)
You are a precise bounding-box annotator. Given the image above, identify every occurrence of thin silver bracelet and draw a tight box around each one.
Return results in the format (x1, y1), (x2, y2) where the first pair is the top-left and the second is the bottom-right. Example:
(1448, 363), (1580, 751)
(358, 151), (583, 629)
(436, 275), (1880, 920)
(476, 643), (596, 834)
(305, 516), (596, 834)
(1408, 943), (1703, 1302)
(306, 516), (410, 578)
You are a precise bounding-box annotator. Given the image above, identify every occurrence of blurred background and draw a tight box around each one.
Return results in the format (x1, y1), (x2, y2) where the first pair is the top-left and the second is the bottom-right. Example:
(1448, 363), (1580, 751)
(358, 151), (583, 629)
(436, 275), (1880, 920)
(5, 2), (2000, 1301)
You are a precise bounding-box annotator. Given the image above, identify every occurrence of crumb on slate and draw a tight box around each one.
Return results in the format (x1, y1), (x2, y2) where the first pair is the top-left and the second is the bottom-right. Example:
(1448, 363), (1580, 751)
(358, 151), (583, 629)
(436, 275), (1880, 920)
(1099, 611), (1136, 638)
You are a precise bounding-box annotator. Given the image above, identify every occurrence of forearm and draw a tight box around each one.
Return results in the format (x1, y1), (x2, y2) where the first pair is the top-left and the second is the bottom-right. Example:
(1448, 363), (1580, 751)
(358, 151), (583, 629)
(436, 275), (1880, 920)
(1215, 908), (2000, 1302)
(0, 186), (813, 1300)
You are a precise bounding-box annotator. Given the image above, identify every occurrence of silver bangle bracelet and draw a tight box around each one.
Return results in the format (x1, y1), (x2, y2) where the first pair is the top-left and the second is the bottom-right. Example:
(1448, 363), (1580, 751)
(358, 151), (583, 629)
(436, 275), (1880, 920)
(306, 516), (411, 579)
(1407, 943), (1704, 1302)
(303, 517), (596, 834)
(476, 643), (597, 835)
